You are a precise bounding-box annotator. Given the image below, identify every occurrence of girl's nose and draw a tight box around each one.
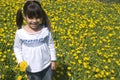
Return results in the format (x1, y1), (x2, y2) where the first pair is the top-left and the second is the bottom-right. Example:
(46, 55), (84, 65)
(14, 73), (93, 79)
(32, 18), (37, 22)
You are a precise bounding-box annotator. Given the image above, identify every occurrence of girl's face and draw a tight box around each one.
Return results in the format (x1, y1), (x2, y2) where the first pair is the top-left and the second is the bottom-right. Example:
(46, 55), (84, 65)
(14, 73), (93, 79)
(25, 16), (42, 29)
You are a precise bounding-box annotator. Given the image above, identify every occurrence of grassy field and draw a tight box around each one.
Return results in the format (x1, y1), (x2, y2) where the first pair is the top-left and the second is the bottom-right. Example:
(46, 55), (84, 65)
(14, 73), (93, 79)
(0, 0), (120, 80)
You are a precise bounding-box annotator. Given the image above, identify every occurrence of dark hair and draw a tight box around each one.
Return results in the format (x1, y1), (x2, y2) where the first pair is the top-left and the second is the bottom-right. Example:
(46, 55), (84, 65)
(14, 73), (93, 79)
(16, 1), (50, 29)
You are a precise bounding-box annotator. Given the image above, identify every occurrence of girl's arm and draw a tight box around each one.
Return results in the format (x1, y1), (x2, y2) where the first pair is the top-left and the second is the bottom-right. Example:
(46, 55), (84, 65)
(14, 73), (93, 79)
(48, 32), (57, 61)
(14, 31), (23, 64)
(48, 32), (57, 70)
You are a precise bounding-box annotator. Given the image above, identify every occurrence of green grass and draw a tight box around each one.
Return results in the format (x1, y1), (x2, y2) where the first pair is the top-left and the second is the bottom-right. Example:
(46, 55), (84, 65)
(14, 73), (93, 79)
(0, 0), (120, 80)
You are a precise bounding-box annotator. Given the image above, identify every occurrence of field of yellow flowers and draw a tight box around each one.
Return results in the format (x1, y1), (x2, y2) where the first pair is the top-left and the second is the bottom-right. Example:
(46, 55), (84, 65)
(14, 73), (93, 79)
(0, 0), (120, 80)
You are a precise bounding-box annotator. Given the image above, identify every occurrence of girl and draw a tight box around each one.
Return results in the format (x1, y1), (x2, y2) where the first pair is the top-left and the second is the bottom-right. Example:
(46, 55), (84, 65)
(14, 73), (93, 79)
(14, 1), (56, 80)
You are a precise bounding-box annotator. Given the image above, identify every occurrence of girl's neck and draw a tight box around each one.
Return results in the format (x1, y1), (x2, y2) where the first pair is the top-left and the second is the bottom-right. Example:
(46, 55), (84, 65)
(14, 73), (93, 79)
(24, 24), (42, 34)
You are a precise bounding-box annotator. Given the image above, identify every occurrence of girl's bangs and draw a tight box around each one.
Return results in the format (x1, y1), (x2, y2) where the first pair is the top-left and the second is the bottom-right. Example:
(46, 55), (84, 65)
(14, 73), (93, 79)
(26, 7), (42, 19)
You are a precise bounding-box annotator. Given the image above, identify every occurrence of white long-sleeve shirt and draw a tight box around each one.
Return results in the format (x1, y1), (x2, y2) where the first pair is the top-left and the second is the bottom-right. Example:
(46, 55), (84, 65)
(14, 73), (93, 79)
(14, 27), (56, 73)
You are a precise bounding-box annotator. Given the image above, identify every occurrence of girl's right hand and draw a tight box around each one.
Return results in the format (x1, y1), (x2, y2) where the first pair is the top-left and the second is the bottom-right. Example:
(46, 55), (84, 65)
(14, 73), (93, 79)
(51, 61), (56, 70)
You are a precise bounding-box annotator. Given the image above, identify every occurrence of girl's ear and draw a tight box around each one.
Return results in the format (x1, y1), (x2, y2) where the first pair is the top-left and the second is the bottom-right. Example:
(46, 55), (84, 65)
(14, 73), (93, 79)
(40, 18), (43, 24)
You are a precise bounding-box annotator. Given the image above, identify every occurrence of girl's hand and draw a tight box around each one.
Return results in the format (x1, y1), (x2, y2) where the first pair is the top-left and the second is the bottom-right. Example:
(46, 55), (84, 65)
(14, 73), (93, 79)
(51, 61), (56, 70)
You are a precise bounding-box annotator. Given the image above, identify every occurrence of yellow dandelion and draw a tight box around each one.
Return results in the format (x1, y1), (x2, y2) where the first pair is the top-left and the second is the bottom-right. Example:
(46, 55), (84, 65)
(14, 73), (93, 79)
(5, 66), (9, 69)
(67, 67), (72, 70)
(19, 61), (28, 72)
(111, 76), (115, 80)
(67, 72), (72, 77)
(24, 74), (28, 79)
(83, 57), (89, 61)
(93, 67), (100, 73)
(111, 69), (115, 74)
(78, 60), (82, 64)
(104, 65), (108, 69)
(17, 75), (22, 80)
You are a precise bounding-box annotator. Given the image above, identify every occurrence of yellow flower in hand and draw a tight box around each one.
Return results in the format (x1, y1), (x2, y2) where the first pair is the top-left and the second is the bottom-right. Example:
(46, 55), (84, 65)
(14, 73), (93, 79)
(19, 61), (28, 72)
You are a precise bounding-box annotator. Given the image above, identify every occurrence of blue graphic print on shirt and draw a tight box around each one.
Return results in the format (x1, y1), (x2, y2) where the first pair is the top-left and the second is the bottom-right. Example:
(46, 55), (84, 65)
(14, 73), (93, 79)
(21, 38), (46, 47)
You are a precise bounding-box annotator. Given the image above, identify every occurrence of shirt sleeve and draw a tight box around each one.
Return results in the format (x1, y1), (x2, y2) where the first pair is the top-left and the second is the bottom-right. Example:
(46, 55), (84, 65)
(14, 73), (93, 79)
(13, 31), (23, 64)
(48, 32), (57, 61)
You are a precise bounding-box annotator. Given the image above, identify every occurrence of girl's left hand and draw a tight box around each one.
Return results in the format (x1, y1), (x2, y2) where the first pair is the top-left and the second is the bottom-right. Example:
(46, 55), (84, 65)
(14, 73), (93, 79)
(51, 61), (56, 70)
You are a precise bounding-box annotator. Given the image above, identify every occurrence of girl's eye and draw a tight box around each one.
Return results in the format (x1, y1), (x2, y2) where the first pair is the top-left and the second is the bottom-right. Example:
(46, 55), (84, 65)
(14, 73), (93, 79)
(36, 17), (40, 19)
(28, 16), (40, 19)
(27, 16), (41, 20)
(33, 17), (40, 19)
(36, 16), (41, 19)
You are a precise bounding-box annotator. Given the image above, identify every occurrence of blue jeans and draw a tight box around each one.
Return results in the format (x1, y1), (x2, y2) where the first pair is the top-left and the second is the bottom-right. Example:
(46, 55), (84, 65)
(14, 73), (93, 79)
(26, 66), (53, 80)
